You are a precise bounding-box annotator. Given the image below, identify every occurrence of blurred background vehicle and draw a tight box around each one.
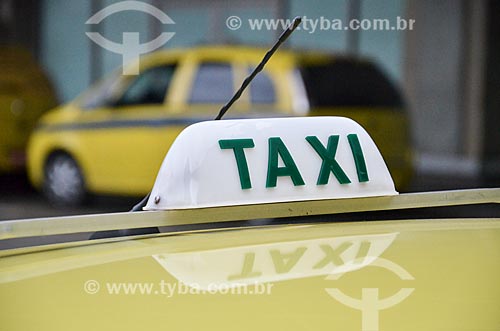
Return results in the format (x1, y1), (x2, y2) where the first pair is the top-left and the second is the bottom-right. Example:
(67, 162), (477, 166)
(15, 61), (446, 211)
(27, 47), (296, 206)
(0, 47), (57, 173)
(27, 46), (412, 206)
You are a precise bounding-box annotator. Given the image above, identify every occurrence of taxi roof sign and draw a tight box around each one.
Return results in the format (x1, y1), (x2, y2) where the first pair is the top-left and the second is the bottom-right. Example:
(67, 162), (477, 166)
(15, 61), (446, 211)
(145, 117), (398, 210)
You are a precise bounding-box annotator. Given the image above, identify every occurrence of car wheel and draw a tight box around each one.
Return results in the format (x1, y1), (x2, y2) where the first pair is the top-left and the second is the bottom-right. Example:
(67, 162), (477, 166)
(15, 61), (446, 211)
(43, 153), (86, 206)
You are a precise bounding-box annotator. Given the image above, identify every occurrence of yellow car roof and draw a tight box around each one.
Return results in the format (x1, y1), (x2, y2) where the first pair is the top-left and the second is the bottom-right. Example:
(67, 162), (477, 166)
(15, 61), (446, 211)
(1, 217), (499, 330)
(131, 44), (368, 70)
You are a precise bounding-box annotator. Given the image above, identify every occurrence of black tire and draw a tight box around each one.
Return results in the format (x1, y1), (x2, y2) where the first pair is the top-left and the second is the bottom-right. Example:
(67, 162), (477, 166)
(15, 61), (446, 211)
(43, 153), (86, 207)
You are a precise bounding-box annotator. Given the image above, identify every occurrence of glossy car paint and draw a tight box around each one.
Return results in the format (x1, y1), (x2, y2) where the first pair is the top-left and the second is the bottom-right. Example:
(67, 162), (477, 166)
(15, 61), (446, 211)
(1, 217), (499, 330)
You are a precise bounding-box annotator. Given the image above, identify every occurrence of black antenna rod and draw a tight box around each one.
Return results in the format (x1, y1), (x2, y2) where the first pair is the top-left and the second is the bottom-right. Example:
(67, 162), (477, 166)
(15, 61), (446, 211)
(214, 17), (302, 120)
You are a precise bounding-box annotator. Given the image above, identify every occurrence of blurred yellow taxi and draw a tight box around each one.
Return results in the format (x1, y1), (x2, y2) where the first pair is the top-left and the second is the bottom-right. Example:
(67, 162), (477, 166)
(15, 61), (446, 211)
(27, 46), (411, 205)
(0, 47), (57, 172)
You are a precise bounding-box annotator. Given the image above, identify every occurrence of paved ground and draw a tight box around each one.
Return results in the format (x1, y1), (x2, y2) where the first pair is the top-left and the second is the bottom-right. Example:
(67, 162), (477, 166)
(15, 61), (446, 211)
(0, 173), (138, 220)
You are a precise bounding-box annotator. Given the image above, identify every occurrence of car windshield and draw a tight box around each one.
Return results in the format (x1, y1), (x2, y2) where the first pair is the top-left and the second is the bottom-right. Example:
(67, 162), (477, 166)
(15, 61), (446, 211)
(114, 65), (176, 106)
(300, 59), (404, 109)
(78, 70), (123, 110)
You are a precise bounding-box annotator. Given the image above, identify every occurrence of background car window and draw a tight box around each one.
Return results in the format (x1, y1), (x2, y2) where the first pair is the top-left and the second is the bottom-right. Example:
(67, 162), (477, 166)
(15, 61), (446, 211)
(248, 67), (276, 104)
(189, 63), (233, 104)
(79, 71), (122, 109)
(115, 64), (176, 106)
(300, 59), (404, 109)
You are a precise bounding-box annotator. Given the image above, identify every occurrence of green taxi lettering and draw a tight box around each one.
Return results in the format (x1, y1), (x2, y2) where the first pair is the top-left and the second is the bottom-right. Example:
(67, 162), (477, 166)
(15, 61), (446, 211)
(266, 137), (305, 188)
(219, 139), (255, 189)
(348, 134), (369, 182)
(219, 134), (368, 190)
(306, 135), (351, 185)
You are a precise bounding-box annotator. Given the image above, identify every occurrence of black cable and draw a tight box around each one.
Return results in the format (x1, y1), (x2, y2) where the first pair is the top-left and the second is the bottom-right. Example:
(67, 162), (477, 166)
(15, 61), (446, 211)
(130, 192), (150, 212)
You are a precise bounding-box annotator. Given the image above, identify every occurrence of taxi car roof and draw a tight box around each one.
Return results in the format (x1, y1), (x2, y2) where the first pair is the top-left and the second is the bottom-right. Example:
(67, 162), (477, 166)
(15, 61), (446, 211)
(1, 215), (499, 331)
(128, 44), (372, 67)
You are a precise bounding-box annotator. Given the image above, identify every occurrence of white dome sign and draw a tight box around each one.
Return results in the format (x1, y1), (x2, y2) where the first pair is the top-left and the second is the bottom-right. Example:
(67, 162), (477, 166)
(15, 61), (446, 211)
(145, 117), (397, 210)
